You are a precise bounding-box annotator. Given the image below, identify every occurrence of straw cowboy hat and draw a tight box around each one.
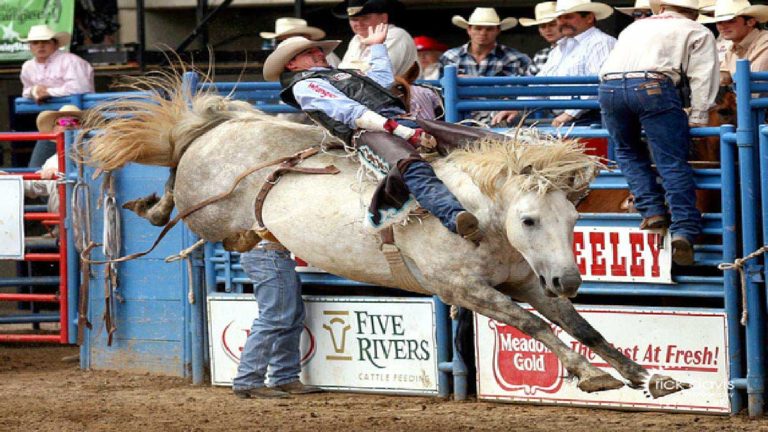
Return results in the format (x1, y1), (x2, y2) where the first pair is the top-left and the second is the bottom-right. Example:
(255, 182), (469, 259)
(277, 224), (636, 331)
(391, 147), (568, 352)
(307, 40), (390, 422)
(263, 36), (341, 81)
(259, 18), (325, 40)
(698, 0), (768, 23)
(554, 0), (615, 20)
(332, 0), (404, 19)
(649, 0), (702, 15)
(616, 0), (652, 16)
(21, 24), (71, 48)
(520, 2), (559, 26)
(36, 105), (83, 133)
(452, 8), (518, 30)
(699, 0), (716, 13)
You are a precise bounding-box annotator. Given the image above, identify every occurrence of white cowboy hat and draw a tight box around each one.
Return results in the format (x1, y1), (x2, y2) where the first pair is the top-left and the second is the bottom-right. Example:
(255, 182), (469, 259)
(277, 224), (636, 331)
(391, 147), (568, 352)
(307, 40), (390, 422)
(259, 18), (326, 41)
(649, 0), (702, 15)
(698, 0), (768, 23)
(699, 0), (716, 12)
(520, 2), (559, 26)
(36, 105), (83, 133)
(616, 0), (652, 15)
(21, 24), (71, 48)
(452, 8), (518, 30)
(263, 36), (341, 81)
(554, 0), (615, 20)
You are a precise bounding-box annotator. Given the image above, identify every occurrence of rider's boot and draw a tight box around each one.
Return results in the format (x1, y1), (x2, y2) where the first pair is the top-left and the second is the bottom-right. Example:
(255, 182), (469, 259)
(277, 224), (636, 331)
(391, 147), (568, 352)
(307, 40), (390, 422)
(416, 119), (507, 155)
(402, 160), (484, 244)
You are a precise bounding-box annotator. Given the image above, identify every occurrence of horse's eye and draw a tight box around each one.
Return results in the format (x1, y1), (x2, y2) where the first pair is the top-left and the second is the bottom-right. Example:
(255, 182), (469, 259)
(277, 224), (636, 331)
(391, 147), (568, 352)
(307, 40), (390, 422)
(523, 217), (535, 227)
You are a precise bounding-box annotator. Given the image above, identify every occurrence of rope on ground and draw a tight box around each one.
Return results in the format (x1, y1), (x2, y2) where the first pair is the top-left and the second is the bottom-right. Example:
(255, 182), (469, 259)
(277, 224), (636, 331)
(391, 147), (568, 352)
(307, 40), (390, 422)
(717, 245), (768, 326)
(165, 238), (206, 304)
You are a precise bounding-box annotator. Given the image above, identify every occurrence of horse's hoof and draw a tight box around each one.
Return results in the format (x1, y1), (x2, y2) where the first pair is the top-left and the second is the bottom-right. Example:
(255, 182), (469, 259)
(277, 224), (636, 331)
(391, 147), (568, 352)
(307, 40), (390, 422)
(644, 374), (691, 399)
(122, 193), (160, 216)
(577, 373), (624, 393)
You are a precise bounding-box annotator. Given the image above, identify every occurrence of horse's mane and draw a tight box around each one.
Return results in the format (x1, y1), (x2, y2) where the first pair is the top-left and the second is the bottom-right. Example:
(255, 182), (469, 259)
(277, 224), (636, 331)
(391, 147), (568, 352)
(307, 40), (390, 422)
(445, 131), (602, 200)
(80, 66), (276, 170)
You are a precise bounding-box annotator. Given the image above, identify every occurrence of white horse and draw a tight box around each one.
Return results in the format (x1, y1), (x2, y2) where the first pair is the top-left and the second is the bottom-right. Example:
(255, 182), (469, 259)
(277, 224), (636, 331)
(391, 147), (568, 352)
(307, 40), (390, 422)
(81, 73), (687, 398)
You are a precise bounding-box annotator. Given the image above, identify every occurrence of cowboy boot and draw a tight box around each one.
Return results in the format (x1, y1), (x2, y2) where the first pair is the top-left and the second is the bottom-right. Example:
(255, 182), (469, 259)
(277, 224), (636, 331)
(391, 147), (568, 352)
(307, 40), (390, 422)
(416, 119), (507, 155)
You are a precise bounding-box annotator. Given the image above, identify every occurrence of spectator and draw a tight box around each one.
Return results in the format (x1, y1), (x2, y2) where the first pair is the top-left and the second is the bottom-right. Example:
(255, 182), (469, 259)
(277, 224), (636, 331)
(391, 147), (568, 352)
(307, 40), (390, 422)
(537, 0), (617, 127)
(520, 2), (562, 76)
(334, 0), (418, 77)
(232, 242), (323, 399)
(261, 17), (341, 66)
(392, 62), (443, 120)
(699, 0), (768, 85)
(616, 0), (653, 20)
(21, 25), (94, 104)
(20, 24), (94, 168)
(413, 36), (447, 80)
(599, 0), (718, 265)
(441, 8), (530, 78)
(699, 0), (734, 63)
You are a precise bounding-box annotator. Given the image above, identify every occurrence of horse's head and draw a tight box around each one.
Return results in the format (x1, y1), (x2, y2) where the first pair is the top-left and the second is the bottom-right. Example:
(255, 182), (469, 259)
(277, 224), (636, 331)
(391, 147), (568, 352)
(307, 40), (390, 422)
(504, 188), (582, 298)
(445, 133), (600, 298)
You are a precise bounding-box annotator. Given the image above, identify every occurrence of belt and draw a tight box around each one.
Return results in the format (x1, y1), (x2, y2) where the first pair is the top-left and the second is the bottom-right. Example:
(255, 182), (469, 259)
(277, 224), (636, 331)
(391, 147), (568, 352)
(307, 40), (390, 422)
(602, 71), (669, 81)
(256, 242), (289, 252)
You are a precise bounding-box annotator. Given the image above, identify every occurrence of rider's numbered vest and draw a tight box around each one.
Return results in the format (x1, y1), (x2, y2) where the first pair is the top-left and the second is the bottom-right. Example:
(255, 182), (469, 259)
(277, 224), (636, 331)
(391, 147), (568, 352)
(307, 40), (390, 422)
(280, 69), (405, 144)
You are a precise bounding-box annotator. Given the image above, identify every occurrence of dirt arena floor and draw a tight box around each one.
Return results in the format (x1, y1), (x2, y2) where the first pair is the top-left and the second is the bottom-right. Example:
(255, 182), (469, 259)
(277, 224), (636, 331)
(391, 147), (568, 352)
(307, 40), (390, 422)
(2, 344), (768, 432)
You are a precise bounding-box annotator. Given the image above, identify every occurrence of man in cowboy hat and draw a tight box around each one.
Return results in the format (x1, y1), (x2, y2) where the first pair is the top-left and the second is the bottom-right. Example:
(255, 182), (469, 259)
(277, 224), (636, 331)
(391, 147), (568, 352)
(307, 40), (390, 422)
(537, 0), (616, 127)
(261, 17), (341, 66)
(20, 24), (94, 106)
(334, 0), (418, 77)
(700, 0), (768, 85)
(616, 0), (654, 20)
(520, 2), (563, 76)
(599, 0), (719, 265)
(264, 24), (484, 243)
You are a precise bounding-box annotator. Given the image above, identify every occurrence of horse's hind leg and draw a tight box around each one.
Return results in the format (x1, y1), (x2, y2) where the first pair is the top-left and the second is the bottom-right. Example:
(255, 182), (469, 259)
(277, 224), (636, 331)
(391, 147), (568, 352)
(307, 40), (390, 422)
(438, 282), (624, 393)
(520, 293), (690, 398)
(122, 168), (176, 226)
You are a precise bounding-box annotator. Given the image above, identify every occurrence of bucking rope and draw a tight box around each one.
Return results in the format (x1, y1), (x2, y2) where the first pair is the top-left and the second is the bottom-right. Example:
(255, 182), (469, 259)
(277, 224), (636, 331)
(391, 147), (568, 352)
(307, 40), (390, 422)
(717, 245), (768, 325)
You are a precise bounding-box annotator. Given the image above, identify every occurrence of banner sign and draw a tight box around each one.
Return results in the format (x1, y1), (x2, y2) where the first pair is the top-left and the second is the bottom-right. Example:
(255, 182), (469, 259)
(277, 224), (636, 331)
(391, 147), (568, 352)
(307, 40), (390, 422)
(208, 295), (439, 395)
(475, 306), (730, 413)
(0, 0), (76, 62)
(0, 176), (25, 260)
(574, 226), (672, 283)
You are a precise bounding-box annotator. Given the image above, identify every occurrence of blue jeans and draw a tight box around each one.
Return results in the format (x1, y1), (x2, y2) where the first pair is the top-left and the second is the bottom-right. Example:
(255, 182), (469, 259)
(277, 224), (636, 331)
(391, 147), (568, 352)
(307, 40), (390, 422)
(28, 140), (57, 168)
(402, 160), (465, 233)
(599, 77), (701, 242)
(232, 248), (305, 390)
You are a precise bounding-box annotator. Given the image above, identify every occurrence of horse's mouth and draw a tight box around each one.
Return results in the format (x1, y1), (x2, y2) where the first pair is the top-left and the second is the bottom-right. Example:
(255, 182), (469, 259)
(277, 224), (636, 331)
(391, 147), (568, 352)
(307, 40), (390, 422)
(540, 275), (558, 298)
(539, 274), (579, 298)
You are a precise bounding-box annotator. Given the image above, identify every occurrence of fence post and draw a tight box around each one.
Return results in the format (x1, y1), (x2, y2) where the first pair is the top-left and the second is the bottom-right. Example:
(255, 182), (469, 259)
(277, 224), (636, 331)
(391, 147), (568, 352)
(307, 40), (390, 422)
(442, 66), (460, 123)
(734, 59), (765, 417)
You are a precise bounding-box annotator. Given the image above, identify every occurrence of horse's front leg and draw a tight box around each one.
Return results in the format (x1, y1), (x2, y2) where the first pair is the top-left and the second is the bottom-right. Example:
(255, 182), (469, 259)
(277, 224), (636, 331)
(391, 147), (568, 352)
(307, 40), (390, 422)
(435, 279), (624, 393)
(518, 289), (690, 398)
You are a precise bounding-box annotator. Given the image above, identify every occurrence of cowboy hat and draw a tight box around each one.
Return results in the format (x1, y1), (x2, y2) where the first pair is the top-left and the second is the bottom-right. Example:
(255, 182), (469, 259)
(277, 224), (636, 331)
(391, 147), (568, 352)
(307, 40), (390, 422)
(21, 24), (71, 48)
(263, 36), (341, 81)
(649, 0), (702, 15)
(332, 0), (404, 19)
(260, 18), (325, 41)
(36, 105), (83, 133)
(413, 35), (448, 52)
(520, 2), (559, 26)
(616, 0), (652, 15)
(698, 0), (768, 23)
(452, 8), (518, 30)
(554, 0), (615, 20)
(699, 0), (716, 13)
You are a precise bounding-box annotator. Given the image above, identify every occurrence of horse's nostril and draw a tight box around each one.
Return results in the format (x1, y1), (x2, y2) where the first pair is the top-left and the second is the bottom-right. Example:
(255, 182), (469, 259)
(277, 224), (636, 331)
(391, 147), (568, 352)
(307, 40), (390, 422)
(553, 277), (561, 288)
(539, 275), (546, 288)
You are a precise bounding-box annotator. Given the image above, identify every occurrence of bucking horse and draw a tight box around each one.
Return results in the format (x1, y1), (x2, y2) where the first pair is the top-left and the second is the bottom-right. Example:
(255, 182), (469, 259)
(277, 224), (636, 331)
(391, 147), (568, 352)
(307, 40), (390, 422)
(80, 71), (689, 398)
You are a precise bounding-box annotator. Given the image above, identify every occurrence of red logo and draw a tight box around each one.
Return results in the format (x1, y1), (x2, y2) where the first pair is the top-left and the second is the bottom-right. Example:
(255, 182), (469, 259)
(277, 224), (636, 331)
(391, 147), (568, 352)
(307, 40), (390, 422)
(221, 321), (316, 365)
(489, 320), (564, 394)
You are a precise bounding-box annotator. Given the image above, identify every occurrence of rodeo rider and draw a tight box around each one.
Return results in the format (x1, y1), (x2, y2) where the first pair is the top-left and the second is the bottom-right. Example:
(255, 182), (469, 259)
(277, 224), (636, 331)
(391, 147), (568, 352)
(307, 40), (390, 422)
(263, 23), (488, 244)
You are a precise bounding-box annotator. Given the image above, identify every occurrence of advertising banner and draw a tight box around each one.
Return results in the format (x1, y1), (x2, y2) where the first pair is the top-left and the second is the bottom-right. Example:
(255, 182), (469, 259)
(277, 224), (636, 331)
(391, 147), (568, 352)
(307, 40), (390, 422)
(574, 226), (672, 283)
(476, 306), (730, 413)
(0, 0), (76, 62)
(208, 295), (439, 395)
(0, 176), (25, 260)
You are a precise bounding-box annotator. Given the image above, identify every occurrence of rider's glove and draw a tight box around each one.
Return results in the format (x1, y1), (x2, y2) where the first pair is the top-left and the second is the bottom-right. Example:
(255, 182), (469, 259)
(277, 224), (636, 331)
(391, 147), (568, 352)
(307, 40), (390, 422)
(354, 111), (437, 149)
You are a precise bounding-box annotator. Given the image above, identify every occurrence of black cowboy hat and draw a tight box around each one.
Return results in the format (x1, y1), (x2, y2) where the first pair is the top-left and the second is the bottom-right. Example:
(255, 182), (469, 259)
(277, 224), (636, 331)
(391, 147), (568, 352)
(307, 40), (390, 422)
(332, 0), (405, 19)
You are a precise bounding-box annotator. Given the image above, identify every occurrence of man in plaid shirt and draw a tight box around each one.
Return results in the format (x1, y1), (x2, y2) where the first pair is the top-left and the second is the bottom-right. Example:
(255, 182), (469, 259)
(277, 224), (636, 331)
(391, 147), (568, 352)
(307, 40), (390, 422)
(440, 8), (531, 122)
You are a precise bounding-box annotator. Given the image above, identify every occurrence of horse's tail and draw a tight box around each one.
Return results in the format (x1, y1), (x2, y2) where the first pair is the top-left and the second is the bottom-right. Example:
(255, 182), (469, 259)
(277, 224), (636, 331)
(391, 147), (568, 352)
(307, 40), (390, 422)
(80, 68), (266, 171)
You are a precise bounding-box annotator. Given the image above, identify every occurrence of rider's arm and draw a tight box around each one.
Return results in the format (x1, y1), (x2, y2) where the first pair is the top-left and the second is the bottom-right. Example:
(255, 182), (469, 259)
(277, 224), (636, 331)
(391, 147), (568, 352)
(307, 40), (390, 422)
(365, 44), (395, 89)
(292, 78), (370, 129)
(687, 30), (719, 125)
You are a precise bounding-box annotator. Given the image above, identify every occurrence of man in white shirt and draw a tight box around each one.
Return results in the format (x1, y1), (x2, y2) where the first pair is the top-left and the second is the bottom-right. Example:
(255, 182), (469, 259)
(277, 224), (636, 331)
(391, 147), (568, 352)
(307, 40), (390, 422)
(598, 0), (719, 265)
(538, 0), (616, 127)
(334, 0), (418, 77)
